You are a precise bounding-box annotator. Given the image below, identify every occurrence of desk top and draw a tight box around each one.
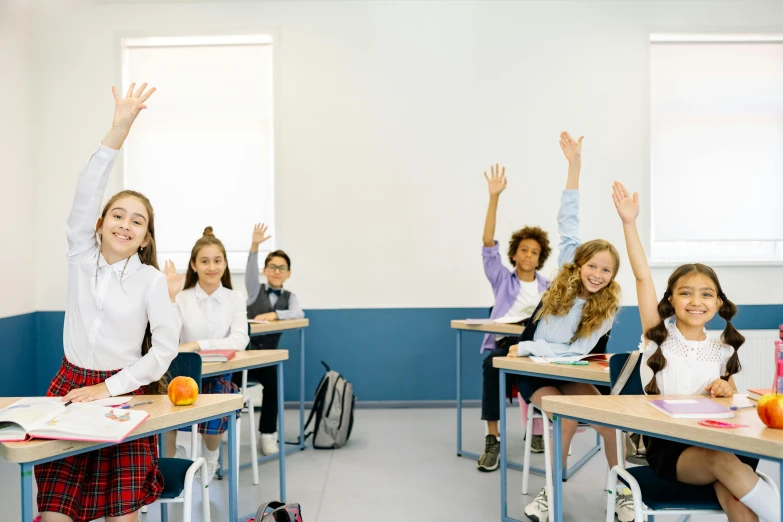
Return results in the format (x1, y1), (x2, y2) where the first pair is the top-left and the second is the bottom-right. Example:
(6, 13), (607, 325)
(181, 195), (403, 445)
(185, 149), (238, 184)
(541, 394), (783, 460)
(450, 320), (524, 336)
(249, 318), (309, 335)
(493, 356), (610, 384)
(202, 349), (288, 376)
(0, 394), (244, 463)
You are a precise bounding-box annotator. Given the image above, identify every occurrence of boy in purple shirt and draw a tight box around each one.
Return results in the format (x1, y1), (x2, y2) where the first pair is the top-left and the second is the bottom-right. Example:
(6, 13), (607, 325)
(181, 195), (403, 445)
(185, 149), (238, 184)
(477, 164), (551, 472)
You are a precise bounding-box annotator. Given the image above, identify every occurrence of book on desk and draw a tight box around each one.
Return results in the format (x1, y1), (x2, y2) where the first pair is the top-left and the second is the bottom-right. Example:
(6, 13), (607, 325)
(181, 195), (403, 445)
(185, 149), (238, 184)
(0, 397), (147, 443)
(198, 350), (237, 363)
(648, 398), (734, 419)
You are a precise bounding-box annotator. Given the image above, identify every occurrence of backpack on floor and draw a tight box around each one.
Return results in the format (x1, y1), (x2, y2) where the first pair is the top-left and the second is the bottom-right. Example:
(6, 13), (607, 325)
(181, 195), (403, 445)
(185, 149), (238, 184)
(252, 501), (304, 522)
(304, 361), (355, 449)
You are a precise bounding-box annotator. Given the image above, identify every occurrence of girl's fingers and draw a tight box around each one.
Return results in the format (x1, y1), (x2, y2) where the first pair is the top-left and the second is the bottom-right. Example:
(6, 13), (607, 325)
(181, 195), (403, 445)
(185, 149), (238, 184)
(112, 86), (120, 102)
(125, 82), (136, 98)
(139, 86), (156, 103)
(134, 82), (148, 99)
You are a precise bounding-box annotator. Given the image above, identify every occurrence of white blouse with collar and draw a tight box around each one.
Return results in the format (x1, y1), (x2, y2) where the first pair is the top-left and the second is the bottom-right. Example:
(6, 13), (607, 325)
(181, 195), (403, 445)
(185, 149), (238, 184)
(64, 145), (179, 397)
(173, 283), (250, 351)
(640, 320), (735, 396)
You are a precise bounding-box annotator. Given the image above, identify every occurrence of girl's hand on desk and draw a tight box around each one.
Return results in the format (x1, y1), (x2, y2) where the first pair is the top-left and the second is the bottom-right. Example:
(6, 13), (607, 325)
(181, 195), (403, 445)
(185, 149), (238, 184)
(62, 382), (111, 403)
(507, 345), (519, 358)
(254, 312), (278, 322)
(178, 341), (200, 353)
(706, 379), (734, 398)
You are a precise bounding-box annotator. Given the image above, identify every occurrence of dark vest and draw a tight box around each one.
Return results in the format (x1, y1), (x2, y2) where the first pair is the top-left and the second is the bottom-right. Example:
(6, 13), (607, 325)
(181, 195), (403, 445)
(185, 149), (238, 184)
(247, 285), (291, 350)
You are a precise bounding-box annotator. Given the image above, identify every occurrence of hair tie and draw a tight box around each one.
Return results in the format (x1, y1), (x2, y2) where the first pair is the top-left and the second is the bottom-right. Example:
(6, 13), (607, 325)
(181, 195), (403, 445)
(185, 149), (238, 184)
(662, 290), (671, 298)
(718, 290), (727, 300)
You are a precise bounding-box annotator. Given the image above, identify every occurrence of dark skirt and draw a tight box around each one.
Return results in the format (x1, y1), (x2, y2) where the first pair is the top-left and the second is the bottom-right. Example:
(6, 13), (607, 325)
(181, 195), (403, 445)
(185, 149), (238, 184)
(645, 436), (759, 482)
(34, 357), (164, 522)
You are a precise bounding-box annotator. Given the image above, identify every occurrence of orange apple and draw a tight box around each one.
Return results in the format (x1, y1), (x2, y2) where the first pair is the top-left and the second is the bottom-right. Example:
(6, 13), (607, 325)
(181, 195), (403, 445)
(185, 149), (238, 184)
(168, 376), (199, 406)
(757, 393), (783, 429)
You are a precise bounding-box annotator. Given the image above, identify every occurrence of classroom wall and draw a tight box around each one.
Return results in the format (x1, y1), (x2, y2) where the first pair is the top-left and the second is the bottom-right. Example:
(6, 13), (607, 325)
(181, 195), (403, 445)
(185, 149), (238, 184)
(0, 0), (37, 396)
(9, 0), (783, 400)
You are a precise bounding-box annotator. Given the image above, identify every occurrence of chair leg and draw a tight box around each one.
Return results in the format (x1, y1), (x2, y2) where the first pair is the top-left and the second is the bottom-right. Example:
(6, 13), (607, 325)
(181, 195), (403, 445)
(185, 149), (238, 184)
(247, 396), (259, 484)
(615, 429), (625, 470)
(183, 474), (193, 522)
(605, 465), (618, 522)
(542, 412), (554, 504)
(202, 458), (211, 522)
(191, 425), (199, 460)
(522, 401), (535, 495)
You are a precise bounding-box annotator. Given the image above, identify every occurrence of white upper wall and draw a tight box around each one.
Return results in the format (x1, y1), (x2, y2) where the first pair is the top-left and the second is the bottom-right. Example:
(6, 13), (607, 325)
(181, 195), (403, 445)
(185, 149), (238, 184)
(0, 0), (35, 318)
(30, 0), (783, 311)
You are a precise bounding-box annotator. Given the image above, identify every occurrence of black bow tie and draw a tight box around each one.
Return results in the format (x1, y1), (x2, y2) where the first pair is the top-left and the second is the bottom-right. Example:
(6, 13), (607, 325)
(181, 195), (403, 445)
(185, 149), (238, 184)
(267, 288), (282, 296)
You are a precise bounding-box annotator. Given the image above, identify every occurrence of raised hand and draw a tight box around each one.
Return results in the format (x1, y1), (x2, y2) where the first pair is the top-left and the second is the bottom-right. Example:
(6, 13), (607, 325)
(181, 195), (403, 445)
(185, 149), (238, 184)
(611, 181), (639, 225)
(164, 260), (183, 302)
(111, 82), (156, 131)
(559, 131), (583, 164)
(483, 164), (507, 197)
(251, 223), (272, 246)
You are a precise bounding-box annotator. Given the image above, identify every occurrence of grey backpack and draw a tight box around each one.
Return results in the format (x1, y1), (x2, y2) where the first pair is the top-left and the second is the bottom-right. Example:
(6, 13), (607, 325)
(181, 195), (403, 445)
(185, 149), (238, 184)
(304, 361), (355, 449)
(253, 501), (303, 522)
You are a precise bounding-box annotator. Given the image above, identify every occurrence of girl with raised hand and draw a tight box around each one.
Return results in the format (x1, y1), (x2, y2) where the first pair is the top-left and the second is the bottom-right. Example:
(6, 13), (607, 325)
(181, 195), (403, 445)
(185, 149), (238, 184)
(36, 83), (178, 522)
(613, 180), (779, 522)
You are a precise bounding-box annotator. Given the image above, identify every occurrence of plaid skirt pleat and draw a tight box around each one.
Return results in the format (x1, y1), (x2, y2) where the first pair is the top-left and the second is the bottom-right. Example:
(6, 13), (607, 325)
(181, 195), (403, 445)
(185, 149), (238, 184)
(179, 374), (240, 435)
(34, 357), (164, 522)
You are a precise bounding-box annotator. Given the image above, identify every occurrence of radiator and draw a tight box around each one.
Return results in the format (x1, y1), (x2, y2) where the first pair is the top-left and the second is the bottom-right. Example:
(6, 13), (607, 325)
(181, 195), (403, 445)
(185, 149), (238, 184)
(707, 329), (778, 394)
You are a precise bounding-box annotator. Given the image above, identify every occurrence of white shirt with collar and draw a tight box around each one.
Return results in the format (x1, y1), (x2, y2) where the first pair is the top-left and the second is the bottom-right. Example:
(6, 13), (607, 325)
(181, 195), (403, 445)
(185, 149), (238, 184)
(640, 320), (735, 395)
(174, 282), (250, 351)
(64, 145), (179, 397)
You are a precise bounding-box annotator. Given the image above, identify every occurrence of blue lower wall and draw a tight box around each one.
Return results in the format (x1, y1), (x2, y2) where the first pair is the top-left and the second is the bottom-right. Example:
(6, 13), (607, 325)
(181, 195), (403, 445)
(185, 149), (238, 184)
(2, 305), (782, 401)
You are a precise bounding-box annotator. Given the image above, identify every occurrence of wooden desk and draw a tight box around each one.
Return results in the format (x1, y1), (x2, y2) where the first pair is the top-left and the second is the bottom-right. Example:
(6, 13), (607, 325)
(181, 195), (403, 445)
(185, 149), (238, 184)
(494, 356), (612, 522)
(1, 394), (245, 522)
(450, 320), (524, 464)
(202, 349), (289, 378)
(247, 319), (309, 457)
(541, 395), (783, 522)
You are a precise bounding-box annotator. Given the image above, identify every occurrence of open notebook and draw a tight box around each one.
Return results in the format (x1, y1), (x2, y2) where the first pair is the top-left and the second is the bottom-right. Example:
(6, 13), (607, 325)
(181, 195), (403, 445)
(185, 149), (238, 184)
(0, 397), (148, 443)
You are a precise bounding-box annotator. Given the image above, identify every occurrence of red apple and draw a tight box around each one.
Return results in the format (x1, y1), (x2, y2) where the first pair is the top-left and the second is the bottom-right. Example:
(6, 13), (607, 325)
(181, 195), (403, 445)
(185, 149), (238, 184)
(168, 376), (199, 406)
(757, 393), (783, 429)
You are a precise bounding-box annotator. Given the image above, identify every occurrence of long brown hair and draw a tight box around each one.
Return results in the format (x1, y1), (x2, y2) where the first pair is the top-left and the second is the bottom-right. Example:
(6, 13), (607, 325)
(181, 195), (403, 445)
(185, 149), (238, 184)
(183, 227), (233, 291)
(643, 264), (744, 394)
(535, 239), (621, 341)
(97, 190), (167, 394)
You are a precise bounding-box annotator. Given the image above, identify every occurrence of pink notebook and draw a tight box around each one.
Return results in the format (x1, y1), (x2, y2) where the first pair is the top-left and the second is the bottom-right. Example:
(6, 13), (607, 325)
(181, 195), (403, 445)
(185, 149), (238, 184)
(648, 398), (734, 419)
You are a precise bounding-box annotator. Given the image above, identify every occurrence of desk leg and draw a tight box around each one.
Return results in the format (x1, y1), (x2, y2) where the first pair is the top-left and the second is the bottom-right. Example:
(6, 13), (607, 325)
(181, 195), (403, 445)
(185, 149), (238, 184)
(500, 369), (507, 521)
(278, 361), (287, 502)
(456, 330), (462, 457)
(158, 434), (168, 522)
(228, 411), (238, 522)
(299, 329), (306, 450)
(553, 416), (564, 522)
(21, 463), (33, 522)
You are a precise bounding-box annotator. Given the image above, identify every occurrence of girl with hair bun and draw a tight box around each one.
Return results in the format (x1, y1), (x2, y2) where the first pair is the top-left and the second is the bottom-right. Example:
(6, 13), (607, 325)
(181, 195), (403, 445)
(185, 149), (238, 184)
(613, 180), (779, 522)
(163, 226), (249, 484)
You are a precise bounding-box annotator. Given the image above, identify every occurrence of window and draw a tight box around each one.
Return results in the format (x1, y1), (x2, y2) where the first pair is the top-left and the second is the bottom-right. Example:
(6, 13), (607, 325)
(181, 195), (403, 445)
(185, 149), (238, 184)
(122, 35), (275, 270)
(650, 35), (783, 264)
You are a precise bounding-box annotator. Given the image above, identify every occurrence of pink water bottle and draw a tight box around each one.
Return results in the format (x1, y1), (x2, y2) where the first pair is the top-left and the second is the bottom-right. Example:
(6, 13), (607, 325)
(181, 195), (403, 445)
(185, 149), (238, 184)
(776, 324), (783, 394)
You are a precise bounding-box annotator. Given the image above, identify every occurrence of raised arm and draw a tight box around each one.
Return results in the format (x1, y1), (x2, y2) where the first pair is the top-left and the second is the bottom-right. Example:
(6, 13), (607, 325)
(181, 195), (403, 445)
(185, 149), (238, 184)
(556, 132), (584, 267)
(246, 223), (272, 305)
(482, 164), (507, 247)
(612, 181), (659, 333)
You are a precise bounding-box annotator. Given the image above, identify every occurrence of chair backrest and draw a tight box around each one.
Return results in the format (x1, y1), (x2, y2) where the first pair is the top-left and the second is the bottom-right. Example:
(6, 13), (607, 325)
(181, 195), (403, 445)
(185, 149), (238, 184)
(167, 352), (203, 393)
(609, 352), (644, 395)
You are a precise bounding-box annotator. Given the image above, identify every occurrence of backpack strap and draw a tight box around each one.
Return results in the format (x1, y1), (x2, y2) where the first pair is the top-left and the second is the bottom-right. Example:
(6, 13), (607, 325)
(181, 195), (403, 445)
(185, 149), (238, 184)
(610, 351), (641, 395)
(256, 501), (287, 522)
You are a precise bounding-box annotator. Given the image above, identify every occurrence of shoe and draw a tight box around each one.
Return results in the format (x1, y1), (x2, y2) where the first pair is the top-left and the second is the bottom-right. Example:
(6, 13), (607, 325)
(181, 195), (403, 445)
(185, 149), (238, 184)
(524, 487), (548, 522)
(259, 432), (279, 455)
(615, 487), (634, 522)
(476, 434), (500, 472)
(196, 458), (219, 485)
(530, 434), (545, 453)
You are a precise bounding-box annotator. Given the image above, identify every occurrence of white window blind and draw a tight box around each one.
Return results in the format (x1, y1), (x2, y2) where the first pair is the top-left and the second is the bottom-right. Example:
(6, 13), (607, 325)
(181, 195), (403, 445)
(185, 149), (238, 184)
(122, 35), (275, 270)
(650, 37), (783, 263)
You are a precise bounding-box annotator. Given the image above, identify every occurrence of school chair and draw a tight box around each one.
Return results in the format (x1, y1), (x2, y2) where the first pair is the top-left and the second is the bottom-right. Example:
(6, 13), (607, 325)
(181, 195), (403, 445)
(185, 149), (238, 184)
(236, 368), (260, 484)
(143, 352), (211, 522)
(604, 352), (780, 522)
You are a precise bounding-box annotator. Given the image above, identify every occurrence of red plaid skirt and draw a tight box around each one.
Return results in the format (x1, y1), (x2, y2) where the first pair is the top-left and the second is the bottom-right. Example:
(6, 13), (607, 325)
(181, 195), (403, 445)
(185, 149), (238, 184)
(34, 357), (164, 522)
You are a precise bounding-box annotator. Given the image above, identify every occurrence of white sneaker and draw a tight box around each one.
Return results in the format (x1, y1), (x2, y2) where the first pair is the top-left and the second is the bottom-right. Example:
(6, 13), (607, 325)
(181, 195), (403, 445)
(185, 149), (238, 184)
(259, 432), (279, 455)
(196, 458), (219, 485)
(524, 487), (548, 522)
(615, 487), (635, 522)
